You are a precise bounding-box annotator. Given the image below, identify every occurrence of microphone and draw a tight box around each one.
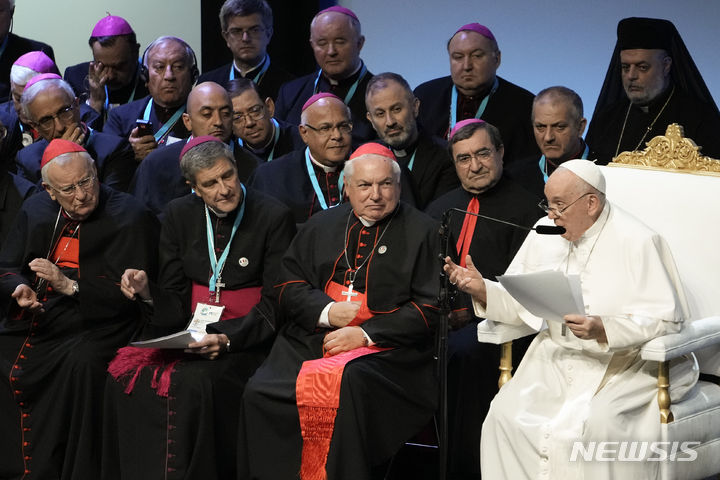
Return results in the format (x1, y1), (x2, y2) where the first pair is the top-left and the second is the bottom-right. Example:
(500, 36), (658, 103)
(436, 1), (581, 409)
(444, 207), (566, 235)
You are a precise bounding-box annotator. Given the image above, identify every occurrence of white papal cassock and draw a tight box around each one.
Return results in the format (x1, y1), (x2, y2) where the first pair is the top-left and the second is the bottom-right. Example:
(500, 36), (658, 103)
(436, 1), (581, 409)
(475, 202), (698, 480)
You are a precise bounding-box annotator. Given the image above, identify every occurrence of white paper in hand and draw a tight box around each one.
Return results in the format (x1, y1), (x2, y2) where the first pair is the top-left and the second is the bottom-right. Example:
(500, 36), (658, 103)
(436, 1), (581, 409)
(498, 270), (584, 322)
(130, 303), (225, 349)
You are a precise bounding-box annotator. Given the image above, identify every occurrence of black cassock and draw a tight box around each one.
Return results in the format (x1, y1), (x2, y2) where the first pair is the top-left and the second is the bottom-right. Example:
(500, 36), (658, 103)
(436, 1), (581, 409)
(0, 33), (55, 102)
(102, 190), (295, 480)
(130, 140), (259, 218)
(425, 176), (542, 478)
(240, 118), (304, 163)
(0, 186), (159, 480)
(64, 62), (149, 109)
(274, 63), (377, 147)
(249, 148), (422, 224)
(239, 202), (440, 480)
(198, 57), (295, 102)
(585, 85), (720, 163)
(414, 75), (538, 165)
(390, 131), (459, 210)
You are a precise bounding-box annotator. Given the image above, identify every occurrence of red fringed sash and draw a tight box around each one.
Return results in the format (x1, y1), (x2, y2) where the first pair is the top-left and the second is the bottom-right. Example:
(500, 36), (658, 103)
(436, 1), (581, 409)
(108, 284), (262, 397)
(296, 281), (389, 480)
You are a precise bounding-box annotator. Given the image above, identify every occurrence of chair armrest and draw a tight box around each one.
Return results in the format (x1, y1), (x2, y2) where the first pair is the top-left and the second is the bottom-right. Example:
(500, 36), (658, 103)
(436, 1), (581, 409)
(477, 319), (539, 345)
(640, 316), (720, 362)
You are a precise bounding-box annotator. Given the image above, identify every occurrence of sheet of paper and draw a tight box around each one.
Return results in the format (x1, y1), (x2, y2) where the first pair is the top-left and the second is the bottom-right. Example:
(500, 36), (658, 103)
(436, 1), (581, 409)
(130, 330), (205, 349)
(498, 270), (584, 322)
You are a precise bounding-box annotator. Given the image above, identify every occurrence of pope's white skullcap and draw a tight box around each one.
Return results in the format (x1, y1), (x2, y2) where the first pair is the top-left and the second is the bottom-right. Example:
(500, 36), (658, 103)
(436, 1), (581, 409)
(558, 159), (605, 194)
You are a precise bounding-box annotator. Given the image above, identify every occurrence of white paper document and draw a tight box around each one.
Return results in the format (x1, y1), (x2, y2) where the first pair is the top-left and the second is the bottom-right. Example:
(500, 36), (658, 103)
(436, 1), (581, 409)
(130, 303), (225, 349)
(497, 270), (585, 322)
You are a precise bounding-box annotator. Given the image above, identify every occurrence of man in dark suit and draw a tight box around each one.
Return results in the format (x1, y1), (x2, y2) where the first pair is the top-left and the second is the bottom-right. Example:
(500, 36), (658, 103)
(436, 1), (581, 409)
(198, 0), (293, 101)
(63, 15), (148, 120)
(17, 75), (134, 191)
(0, 0), (54, 102)
(274, 6), (375, 147)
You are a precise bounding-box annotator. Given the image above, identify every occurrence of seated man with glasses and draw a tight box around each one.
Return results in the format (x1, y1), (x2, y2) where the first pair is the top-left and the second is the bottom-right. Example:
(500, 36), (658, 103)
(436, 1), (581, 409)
(426, 118), (541, 479)
(0, 138), (159, 478)
(16, 74), (135, 191)
(444, 160), (696, 479)
(130, 81), (258, 217)
(227, 78), (303, 162)
(248, 92), (352, 223)
(198, 0), (293, 101)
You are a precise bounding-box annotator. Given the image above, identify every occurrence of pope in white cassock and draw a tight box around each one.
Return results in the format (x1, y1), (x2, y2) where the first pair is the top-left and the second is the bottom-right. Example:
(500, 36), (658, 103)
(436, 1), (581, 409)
(444, 160), (698, 479)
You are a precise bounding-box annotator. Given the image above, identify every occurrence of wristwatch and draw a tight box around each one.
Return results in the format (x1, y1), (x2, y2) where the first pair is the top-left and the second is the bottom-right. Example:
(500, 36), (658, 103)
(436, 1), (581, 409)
(71, 281), (79, 297)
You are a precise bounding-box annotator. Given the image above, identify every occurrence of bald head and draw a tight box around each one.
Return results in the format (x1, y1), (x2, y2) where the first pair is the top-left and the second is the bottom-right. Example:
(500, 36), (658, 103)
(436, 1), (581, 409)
(182, 82), (233, 141)
(299, 96), (352, 167)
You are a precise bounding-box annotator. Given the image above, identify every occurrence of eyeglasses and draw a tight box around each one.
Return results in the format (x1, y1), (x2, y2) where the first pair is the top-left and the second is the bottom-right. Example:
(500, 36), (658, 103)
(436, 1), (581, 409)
(225, 26), (265, 39)
(34, 105), (76, 132)
(538, 192), (591, 217)
(454, 148), (496, 166)
(303, 122), (353, 137)
(49, 175), (97, 197)
(233, 105), (266, 124)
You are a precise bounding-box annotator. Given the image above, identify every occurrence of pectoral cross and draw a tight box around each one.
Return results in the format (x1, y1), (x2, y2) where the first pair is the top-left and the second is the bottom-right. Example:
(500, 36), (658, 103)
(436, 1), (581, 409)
(215, 278), (226, 303)
(341, 283), (359, 302)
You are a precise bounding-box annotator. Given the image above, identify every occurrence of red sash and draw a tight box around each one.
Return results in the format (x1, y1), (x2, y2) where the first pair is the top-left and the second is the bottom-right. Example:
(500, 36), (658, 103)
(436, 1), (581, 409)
(190, 282), (261, 320)
(295, 281), (387, 480)
(108, 285), (263, 397)
(456, 197), (479, 267)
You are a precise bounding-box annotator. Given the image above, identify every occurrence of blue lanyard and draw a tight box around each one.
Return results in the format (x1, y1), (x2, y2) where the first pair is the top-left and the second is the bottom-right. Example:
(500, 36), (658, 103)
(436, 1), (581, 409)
(304, 147), (343, 210)
(142, 99), (186, 144)
(312, 64), (368, 106)
(449, 76), (499, 136)
(539, 143), (590, 183)
(229, 54), (271, 84)
(407, 150), (417, 172)
(205, 183), (247, 295)
(104, 64), (139, 112)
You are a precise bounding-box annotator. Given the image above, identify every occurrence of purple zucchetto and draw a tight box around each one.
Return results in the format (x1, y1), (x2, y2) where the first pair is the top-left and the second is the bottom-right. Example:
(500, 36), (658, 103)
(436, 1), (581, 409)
(91, 14), (134, 37)
(13, 51), (56, 74)
(180, 135), (224, 160)
(316, 6), (359, 21)
(449, 118), (485, 141)
(23, 73), (62, 92)
(301, 92), (342, 112)
(453, 23), (496, 43)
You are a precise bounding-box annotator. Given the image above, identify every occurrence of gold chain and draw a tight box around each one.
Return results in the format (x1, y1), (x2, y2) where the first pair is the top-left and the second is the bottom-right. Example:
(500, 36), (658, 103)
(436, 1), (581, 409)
(614, 86), (675, 158)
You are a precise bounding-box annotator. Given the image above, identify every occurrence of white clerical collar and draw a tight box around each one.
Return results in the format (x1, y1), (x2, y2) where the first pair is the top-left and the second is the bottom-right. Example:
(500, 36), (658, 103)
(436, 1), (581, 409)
(233, 56), (264, 77)
(208, 205), (229, 218)
(393, 148), (407, 157)
(325, 61), (362, 85)
(358, 216), (376, 227)
(574, 202), (610, 247)
(308, 152), (337, 173)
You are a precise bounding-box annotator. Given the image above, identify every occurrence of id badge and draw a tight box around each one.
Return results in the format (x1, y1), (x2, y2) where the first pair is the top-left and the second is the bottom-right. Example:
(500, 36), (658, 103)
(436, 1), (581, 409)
(187, 302), (225, 339)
